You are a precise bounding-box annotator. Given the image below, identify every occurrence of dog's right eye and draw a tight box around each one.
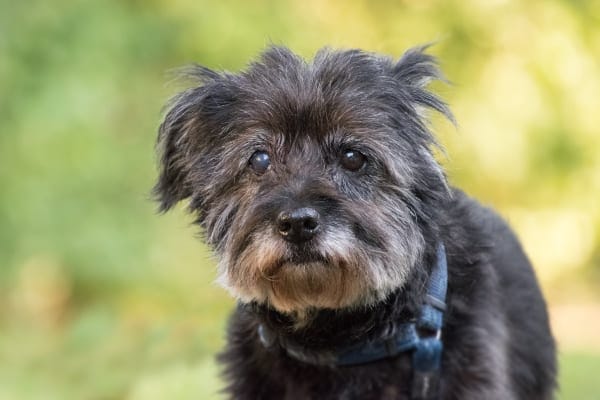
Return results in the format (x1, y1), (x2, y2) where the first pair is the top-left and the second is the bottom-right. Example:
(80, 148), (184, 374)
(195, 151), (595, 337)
(249, 151), (271, 174)
(340, 149), (366, 172)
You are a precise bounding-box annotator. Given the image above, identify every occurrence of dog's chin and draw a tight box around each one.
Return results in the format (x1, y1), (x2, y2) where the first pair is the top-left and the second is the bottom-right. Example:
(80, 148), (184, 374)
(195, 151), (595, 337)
(220, 253), (372, 314)
(264, 259), (371, 313)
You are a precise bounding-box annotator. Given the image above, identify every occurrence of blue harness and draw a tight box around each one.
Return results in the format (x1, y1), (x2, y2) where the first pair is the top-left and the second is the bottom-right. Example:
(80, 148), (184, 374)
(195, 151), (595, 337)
(258, 243), (448, 399)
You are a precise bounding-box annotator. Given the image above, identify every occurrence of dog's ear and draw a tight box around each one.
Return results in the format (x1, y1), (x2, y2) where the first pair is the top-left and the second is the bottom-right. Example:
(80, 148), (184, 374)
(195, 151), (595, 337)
(391, 45), (453, 122)
(392, 46), (454, 195)
(153, 65), (224, 212)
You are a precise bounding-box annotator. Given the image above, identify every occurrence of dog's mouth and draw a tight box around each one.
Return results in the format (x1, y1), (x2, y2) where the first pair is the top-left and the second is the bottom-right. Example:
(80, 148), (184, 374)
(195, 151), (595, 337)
(270, 250), (329, 272)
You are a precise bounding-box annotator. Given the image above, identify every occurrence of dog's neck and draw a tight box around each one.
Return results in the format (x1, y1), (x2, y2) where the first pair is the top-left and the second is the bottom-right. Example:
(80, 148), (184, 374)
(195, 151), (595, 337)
(243, 242), (448, 400)
(245, 245), (438, 352)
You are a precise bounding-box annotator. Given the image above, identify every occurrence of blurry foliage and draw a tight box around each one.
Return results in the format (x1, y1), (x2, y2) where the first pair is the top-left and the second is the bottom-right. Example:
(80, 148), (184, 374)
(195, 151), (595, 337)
(1, 0), (599, 398)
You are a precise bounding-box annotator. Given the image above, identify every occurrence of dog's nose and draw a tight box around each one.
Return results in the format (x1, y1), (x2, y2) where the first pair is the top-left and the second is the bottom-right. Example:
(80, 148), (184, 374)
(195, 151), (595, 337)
(277, 207), (320, 243)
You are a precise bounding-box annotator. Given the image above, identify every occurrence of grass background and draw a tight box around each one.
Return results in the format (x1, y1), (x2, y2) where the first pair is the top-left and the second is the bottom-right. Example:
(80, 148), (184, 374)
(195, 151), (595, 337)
(1, 0), (599, 398)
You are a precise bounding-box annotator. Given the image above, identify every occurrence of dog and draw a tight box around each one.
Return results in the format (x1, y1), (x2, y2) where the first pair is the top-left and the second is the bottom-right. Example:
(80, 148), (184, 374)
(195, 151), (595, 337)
(153, 45), (557, 399)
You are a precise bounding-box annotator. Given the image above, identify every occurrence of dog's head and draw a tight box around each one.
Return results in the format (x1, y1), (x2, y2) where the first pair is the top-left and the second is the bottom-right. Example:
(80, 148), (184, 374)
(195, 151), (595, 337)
(154, 46), (452, 313)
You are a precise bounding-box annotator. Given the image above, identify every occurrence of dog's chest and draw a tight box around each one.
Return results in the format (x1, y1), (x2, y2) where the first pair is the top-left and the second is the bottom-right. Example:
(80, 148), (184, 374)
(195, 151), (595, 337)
(270, 354), (415, 400)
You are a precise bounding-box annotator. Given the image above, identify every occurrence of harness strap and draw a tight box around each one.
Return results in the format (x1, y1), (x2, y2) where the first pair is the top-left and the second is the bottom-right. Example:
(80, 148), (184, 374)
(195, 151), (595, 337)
(411, 243), (447, 399)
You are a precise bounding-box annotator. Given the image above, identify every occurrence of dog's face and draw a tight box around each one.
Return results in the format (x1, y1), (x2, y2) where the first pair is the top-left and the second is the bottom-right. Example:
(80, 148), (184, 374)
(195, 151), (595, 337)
(155, 46), (451, 313)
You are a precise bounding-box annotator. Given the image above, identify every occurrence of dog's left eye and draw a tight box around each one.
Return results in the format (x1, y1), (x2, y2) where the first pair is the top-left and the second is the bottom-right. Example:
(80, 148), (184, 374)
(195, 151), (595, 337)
(249, 151), (271, 174)
(340, 149), (366, 171)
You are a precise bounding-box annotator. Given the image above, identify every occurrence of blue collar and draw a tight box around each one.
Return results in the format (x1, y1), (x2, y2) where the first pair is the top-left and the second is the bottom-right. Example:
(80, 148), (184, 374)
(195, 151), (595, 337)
(258, 243), (448, 399)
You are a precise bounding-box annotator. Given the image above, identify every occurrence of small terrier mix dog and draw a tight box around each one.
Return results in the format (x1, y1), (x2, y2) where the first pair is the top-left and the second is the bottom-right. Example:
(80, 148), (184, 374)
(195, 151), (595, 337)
(154, 46), (556, 399)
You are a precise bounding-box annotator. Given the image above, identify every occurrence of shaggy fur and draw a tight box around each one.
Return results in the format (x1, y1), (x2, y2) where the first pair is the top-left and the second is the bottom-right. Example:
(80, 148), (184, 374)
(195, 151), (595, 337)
(154, 45), (556, 399)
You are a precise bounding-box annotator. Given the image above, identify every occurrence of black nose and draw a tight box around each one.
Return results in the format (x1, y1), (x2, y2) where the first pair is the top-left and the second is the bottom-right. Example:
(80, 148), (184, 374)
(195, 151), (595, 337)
(277, 207), (320, 243)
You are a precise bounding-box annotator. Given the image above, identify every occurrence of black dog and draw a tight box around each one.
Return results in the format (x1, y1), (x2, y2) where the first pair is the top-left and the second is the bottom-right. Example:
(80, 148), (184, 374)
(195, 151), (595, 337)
(154, 46), (556, 399)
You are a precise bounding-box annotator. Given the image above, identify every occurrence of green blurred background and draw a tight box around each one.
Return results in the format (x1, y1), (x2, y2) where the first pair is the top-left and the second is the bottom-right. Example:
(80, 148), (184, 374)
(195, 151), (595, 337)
(1, 0), (599, 398)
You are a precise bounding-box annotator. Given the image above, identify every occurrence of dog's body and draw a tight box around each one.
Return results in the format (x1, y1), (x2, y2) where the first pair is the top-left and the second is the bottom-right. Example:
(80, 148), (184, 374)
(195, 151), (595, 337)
(219, 190), (555, 399)
(154, 46), (556, 399)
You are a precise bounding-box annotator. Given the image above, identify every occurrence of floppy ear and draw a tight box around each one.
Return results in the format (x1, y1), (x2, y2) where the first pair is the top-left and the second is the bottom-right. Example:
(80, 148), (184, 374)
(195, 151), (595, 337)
(392, 45), (454, 123)
(153, 66), (222, 212)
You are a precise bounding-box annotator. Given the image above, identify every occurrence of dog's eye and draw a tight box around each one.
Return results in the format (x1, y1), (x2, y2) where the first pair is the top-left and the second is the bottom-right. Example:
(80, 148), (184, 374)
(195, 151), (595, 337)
(340, 149), (366, 171)
(249, 151), (271, 174)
